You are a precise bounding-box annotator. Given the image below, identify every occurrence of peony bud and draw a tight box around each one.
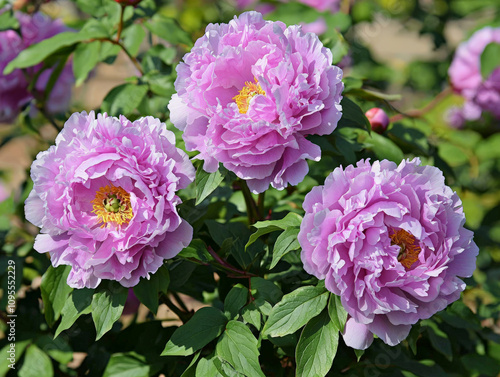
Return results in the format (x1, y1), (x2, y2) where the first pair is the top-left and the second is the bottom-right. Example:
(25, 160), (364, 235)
(365, 107), (390, 134)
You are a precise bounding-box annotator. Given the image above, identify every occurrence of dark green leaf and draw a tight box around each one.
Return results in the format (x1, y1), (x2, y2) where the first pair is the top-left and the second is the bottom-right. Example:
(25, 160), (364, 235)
(73, 41), (101, 86)
(162, 307), (228, 356)
(178, 239), (214, 264)
(480, 42), (500, 79)
(364, 132), (405, 163)
(327, 294), (348, 332)
(18, 345), (53, 377)
(262, 285), (329, 337)
(215, 321), (265, 377)
(195, 166), (225, 205)
(0, 340), (29, 376)
(270, 227), (300, 269)
(101, 83), (148, 116)
(55, 288), (94, 337)
(133, 265), (170, 314)
(347, 88), (402, 102)
(224, 284), (248, 319)
(91, 282), (128, 340)
(40, 265), (73, 327)
(180, 352), (201, 377)
(462, 354), (500, 377)
(339, 97), (371, 132)
(422, 320), (452, 361)
(4, 29), (108, 74)
(296, 310), (339, 377)
(250, 277), (283, 305)
(34, 335), (73, 364)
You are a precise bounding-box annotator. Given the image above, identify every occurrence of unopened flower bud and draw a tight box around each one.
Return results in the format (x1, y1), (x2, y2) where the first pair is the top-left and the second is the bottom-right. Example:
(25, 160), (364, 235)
(365, 107), (390, 134)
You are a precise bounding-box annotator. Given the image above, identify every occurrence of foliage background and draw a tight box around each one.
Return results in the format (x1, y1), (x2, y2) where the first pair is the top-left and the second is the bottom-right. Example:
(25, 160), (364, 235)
(0, 0), (499, 376)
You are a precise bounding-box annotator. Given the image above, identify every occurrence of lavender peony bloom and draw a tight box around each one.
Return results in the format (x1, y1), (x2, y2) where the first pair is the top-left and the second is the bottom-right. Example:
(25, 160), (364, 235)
(448, 26), (500, 121)
(0, 11), (74, 123)
(25, 112), (195, 289)
(169, 12), (343, 193)
(298, 158), (478, 349)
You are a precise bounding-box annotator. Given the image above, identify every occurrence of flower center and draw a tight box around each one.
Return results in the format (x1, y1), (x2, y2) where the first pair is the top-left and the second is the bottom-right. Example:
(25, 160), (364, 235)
(91, 185), (133, 227)
(233, 79), (265, 114)
(389, 229), (421, 269)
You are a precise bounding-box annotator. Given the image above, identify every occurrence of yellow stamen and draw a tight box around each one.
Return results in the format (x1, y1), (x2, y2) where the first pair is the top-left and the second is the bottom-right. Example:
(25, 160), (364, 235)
(233, 79), (265, 114)
(91, 185), (133, 227)
(390, 229), (421, 269)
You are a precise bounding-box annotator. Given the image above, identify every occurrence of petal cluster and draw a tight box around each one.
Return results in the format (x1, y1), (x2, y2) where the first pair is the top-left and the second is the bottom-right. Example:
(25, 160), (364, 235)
(298, 158), (478, 348)
(25, 112), (195, 288)
(169, 11), (343, 193)
(448, 26), (500, 123)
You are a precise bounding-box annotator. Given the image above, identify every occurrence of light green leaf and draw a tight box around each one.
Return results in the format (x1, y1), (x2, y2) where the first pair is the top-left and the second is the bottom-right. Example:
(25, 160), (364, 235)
(296, 310), (339, 377)
(55, 288), (93, 337)
(480, 42), (500, 79)
(145, 15), (193, 47)
(122, 24), (146, 57)
(4, 29), (108, 74)
(215, 321), (265, 377)
(364, 132), (405, 163)
(327, 294), (348, 332)
(40, 265), (73, 327)
(0, 340), (30, 376)
(246, 212), (302, 249)
(103, 352), (162, 377)
(195, 166), (225, 205)
(162, 307), (228, 356)
(0, 10), (19, 32)
(270, 227), (300, 269)
(195, 356), (224, 377)
(242, 303), (262, 331)
(73, 41), (101, 86)
(262, 285), (329, 337)
(224, 284), (248, 320)
(133, 265), (169, 314)
(101, 84), (148, 116)
(19, 345), (53, 377)
(91, 282), (128, 340)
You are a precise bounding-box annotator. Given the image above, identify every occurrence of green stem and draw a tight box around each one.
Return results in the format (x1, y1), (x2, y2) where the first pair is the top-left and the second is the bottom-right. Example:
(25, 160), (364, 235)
(257, 191), (265, 220)
(239, 180), (260, 224)
(116, 5), (126, 42)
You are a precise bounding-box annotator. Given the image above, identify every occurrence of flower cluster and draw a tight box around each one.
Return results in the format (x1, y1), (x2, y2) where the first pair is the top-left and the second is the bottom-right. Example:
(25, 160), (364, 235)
(169, 11), (343, 193)
(0, 11), (74, 124)
(298, 158), (478, 349)
(448, 26), (500, 125)
(25, 112), (195, 288)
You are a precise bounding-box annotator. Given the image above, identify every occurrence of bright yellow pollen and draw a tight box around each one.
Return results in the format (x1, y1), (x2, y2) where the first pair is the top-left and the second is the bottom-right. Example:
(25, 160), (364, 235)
(390, 229), (421, 269)
(91, 185), (133, 227)
(233, 79), (265, 114)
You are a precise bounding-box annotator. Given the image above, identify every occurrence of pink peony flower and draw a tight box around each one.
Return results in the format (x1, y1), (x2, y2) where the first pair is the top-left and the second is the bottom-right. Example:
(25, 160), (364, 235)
(169, 12), (343, 193)
(448, 26), (500, 121)
(365, 107), (390, 134)
(0, 11), (74, 123)
(25, 112), (195, 289)
(298, 158), (478, 349)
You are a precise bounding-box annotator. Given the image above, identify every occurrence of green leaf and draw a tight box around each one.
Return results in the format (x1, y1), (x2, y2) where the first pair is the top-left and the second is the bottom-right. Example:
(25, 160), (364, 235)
(262, 285), (329, 337)
(180, 352), (201, 377)
(462, 354), (500, 377)
(270, 227), (300, 269)
(0, 340), (29, 376)
(422, 320), (452, 361)
(73, 41), (101, 86)
(327, 294), (348, 332)
(178, 239), (214, 264)
(101, 83), (148, 116)
(347, 88), (402, 102)
(162, 307), (228, 356)
(103, 352), (162, 377)
(4, 29), (108, 74)
(364, 132), (405, 163)
(296, 310), (339, 377)
(224, 284), (248, 319)
(242, 303), (262, 331)
(213, 357), (246, 377)
(215, 321), (265, 377)
(91, 282), (128, 340)
(480, 42), (500, 79)
(122, 24), (146, 57)
(34, 335), (73, 364)
(196, 356), (224, 377)
(145, 15), (193, 47)
(19, 345), (53, 377)
(55, 288), (93, 337)
(0, 9), (19, 32)
(246, 212), (302, 249)
(133, 265), (169, 314)
(195, 166), (225, 205)
(340, 97), (371, 132)
(40, 265), (73, 327)
(250, 277), (283, 305)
